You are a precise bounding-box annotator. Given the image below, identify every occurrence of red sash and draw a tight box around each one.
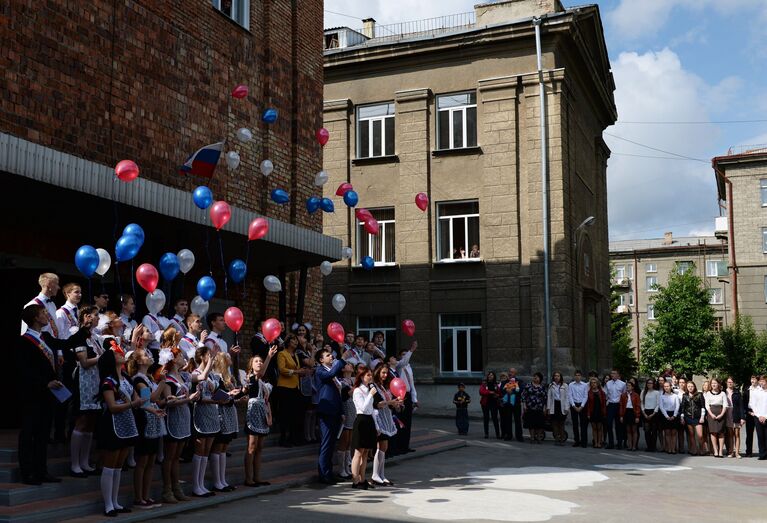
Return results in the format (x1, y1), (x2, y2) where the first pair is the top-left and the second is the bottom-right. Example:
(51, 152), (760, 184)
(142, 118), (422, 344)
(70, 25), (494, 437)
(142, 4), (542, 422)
(23, 332), (55, 370)
(34, 298), (59, 338)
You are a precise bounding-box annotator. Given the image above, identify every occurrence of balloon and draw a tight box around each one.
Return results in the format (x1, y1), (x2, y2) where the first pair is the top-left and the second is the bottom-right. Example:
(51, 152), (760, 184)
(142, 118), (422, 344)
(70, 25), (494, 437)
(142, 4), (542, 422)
(360, 256), (374, 271)
(355, 208), (373, 222)
(316, 127), (330, 146)
(135, 263), (159, 293)
(415, 192), (429, 212)
(260, 159), (274, 176)
(248, 217), (269, 241)
(115, 235), (141, 262)
(74, 245), (99, 278)
(261, 318), (282, 343)
(146, 289), (166, 315)
(197, 276), (216, 301)
(225, 151), (240, 170)
(224, 306), (244, 333)
(95, 248), (111, 276)
(271, 189), (290, 205)
(320, 197), (334, 213)
(402, 319), (416, 337)
(364, 218), (380, 235)
(326, 322), (345, 344)
(389, 377), (406, 401)
(231, 84), (249, 99)
(177, 249), (195, 274)
(115, 160), (139, 182)
(331, 293), (346, 313)
(228, 259), (247, 284)
(306, 196), (321, 214)
(343, 190), (359, 208)
(190, 295), (209, 317)
(159, 252), (180, 281)
(122, 223), (145, 245)
(236, 127), (252, 142)
(193, 186), (213, 209)
(263, 275), (282, 293)
(335, 183), (353, 197)
(320, 261), (333, 276)
(341, 247), (353, 260)
(262, 108), (278, 123)
(314, 170), (329, 186)
(209, 201), (231, 230)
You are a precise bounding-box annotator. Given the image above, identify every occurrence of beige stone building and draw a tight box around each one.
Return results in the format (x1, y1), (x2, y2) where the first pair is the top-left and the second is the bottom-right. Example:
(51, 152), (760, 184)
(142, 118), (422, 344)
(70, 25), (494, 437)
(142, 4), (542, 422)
(321, 0), (616, 413)
(609, 233), (730, 361)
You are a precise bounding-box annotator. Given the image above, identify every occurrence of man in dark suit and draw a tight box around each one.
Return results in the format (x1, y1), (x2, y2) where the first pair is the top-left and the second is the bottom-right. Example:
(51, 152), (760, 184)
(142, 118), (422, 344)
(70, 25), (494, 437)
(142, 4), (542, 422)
(16, 304), (87, 485)
(313, 349), (346, 484)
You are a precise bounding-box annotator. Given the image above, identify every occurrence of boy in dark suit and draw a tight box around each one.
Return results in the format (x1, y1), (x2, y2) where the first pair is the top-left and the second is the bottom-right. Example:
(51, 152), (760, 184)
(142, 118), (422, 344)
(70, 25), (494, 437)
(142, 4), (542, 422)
(314, 348), (347, 484)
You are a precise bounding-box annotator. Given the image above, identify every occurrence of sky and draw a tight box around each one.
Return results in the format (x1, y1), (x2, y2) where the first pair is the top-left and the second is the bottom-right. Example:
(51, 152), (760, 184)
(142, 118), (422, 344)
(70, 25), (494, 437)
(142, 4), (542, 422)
(324, 0), (767, 240)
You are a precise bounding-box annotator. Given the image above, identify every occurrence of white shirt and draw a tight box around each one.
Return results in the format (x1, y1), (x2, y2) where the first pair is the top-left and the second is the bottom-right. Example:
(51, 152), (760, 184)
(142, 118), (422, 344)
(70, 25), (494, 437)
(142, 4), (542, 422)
(142, 314), (167, 347)
(625, 394), (633, 409)
(55, 301), (79, 339)
(179, 333), (203, 359)
(353, 384), (375, 415)
(395, 350), (418, 403)
(204, 331), (228, 357)
(704, 390), (729, 410)
(641, 389), (660, 412)
(568, 381), (588, 407)
(605, 379), (626, 404)
(169, 314), (188, 335)
(120, 313), (138, 342)
(749, 387), (767, 418)
(659, 392), (680, 418)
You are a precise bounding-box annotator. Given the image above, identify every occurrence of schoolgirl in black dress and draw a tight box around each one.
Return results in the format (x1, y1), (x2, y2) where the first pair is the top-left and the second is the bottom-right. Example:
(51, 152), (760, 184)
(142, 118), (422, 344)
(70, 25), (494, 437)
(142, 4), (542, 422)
(243, 346), (277, 487)
(351, 368), (377, 490)
(190, 346), (216, 497)
(209, 352), (245, 492)
(70, 305), (101, 478)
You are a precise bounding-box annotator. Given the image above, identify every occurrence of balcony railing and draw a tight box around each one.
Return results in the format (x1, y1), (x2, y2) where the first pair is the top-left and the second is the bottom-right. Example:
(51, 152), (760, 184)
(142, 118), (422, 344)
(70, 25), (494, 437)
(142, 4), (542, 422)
(355, 12), (476, 45)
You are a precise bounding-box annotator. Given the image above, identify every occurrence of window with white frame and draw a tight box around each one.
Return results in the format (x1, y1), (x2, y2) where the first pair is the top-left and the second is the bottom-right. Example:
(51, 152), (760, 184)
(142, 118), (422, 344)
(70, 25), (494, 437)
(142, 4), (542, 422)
(647, 304), (655, 320)
(356, 316), (398, 358)
(628, 292), (634, 306)
(706, 260), (728, 277)
(615, 265), (626, 281)
(627, 264), (634, 280)
(437, 92), (477, 150)
(357, 103), (395, 158)
(761, 179), (767, 207)
(439, 313), (482, 374)
(713, 317), (723, 331)
(763, 228), (767, 253)
(212, 0), (249, 29)
(437, 200), (480, 261)
(357, 208), (395, 265)
(764, 276), (767, 303)
(676, 261), (693, 274)
(709, 288), (723, 304)
(646, 276), (658, 292)
(646, 263), (657, 273)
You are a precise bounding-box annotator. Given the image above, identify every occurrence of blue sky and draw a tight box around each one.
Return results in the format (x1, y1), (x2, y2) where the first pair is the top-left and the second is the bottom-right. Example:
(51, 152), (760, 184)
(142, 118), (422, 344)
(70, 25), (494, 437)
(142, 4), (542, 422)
(324, 0), (767, 240)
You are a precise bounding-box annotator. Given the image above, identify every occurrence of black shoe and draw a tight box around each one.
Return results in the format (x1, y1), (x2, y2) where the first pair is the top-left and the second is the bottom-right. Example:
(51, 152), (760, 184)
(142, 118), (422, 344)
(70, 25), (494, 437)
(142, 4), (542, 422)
(69, 470), (88, 478)
(116, 507), (132, 513)
(40, 474), (61, 483)
(104, 510), (118, 517)
(223, 485), (237, 492)
(606, 444), (615, 449)
(21, 476), (42, 486)
(318, 476), (338, 485)
(226, 451), (232, 457)
(257, 481), (271, 486)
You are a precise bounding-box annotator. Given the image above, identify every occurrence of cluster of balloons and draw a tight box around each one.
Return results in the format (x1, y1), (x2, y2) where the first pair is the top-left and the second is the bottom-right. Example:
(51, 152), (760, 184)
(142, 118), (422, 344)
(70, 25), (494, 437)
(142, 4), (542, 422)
(115, 223), (145, 262)
(305, 196), (334, 214)
(74, 246), (113, 278)
(355, 208), (379, 235)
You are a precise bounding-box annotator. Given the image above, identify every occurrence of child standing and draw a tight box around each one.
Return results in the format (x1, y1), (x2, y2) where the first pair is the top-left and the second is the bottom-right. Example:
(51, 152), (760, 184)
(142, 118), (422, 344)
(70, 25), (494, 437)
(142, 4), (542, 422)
(453, 383), (471, 435)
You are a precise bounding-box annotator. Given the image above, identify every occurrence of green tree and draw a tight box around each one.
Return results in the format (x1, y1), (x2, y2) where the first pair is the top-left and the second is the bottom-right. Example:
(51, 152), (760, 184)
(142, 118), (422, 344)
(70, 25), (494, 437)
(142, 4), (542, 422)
(640, 263), (717, 377)
(713, 316), (767, 385)
(610, 267), (637, 378)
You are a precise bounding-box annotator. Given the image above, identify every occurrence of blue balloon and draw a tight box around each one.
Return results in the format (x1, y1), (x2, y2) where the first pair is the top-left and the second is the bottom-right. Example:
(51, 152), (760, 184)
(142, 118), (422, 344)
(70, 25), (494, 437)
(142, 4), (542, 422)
(122, 223), (145, 246)
(159, 252), (180, 281)
(74, 245), (99, 277)
(115, 235), (141, 262)
(361, 255), (375, 271)
(193, 186), (213, 210)
(197, 276), (216, 301)
(228, 259), (247, 284)
(306, 196), (321, 214)
(320, 197), (335, 213)
(343, 190), (359, 208)
(262, 108), (278, 123)
(271, 188), (290, 205)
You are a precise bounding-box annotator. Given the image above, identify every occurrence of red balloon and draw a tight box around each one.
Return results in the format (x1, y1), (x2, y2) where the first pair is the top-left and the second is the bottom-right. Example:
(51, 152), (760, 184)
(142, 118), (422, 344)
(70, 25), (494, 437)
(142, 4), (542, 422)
(209, 201), (231, 230)
(327, 322), (345, 344)
(261, 317), (282, 343)
(415, 192), (429, 212)
(389, 377), (406, 400)
(363, 217), (380, 235)
(402, 319), (416, 337)
(115, 160), (139, 182)
(335, 182), (353, 197)
(355, 208), (373, 222)
(315, 127), (330, 147)
(135, 263), (159, 293)
(231, 84), (249, 99)
(248, 217), (269, 241)
(224, 306), (244, 333)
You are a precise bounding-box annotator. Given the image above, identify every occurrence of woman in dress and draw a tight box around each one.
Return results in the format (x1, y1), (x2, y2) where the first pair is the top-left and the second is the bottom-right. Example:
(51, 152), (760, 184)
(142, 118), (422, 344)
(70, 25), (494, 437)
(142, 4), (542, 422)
(619, 380), (641, 451)
(680, 381), (706, 456)
(371, 362), (402, 486)
(546, 371), (568, 446)
(209, 352), (244, 492)
(190, 346), (217, 497)
(659, 380), (681, 454)
(336, 362), (356, 479)
(243, 346), (278, 487)
(586, 377), (606, 448)
(521, 372), (547, 443)
(726, 377), (744, 458)
(479, 372), (501, 439)
(641, 378), (660, 452)
(705, 377), (730, 458)
(351, 368), (377, 490)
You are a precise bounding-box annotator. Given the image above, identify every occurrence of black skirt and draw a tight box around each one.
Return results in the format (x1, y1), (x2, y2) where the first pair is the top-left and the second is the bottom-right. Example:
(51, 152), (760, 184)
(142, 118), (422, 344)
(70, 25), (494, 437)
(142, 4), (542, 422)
(96, 412), (137, 451)
(135, 436), (160, 456)
(351, 414), (376, 450)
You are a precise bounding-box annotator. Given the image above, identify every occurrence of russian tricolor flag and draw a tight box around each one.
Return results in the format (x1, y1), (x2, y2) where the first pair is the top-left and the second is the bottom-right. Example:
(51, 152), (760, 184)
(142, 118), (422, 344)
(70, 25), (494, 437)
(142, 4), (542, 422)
(178, 141), (224, 178)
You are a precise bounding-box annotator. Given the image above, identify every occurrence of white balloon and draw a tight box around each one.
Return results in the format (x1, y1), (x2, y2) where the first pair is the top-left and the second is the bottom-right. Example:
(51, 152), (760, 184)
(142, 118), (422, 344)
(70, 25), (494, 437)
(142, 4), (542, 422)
(95, 248), (111, 276)
(190, 295), (209, 317)
(331, 293), (346, 313)
(146, 289), (166, 315)
(260, 159), (274, 176)
(236, 127), (252, 142)
(320, 261), (333, 276)
(263, 275), (282, 293)
(341, 247), (353, 260)
(177, 249), (195, 274)
(314, 170), (329, 186)
(226, 151), (240, 170)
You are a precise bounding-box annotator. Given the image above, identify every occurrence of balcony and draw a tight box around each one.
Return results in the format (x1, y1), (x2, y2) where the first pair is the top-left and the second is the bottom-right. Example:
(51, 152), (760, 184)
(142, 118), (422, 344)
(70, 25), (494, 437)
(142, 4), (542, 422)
(613, 278), (631, 288)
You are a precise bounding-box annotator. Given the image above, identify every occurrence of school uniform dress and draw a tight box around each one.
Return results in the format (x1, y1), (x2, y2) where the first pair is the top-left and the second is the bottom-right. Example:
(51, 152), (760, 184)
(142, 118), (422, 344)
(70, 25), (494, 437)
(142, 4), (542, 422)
(73, 335), (104, 414)
(352, 384), (377, 450)
(213, 374), (239, 444)
(705, 391), (729, 434)
(341, 378), (357, 431)
(373, 385), (398, 442)
(96, 376), (139, 450)
(165, 373), (192, 442)
(245, 376), (272, 436)
(192, 371), (220, 437)
(132, 374), (163, 455)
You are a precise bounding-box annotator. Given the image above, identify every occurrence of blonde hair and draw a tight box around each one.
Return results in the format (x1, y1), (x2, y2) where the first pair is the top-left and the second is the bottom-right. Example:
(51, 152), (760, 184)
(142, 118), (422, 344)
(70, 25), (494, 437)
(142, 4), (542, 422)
(126, 349), (143, 377)
(38, 272), (58, 289)
(160, 326), (181, 349)
(213, 352), (233, 388)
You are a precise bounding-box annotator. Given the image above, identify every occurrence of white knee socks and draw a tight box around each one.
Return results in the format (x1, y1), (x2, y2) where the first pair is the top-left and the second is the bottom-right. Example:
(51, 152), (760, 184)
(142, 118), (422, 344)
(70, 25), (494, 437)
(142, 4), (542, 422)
(70, 430), (84, 473)
(199, 456), (210, 493)
(372, 450), (386, 483)
(80, 432), (94, 472)
(210, 452), (223, 489)
(112, 468), (123, 510)
(192, 455), (210, 495)
(101, 467), (115, 513)
(219, 452), (228, 488)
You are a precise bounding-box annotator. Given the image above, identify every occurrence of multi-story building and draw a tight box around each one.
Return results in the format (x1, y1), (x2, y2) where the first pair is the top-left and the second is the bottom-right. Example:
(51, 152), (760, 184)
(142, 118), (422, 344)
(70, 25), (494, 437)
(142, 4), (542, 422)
(609, 233), (730, 360)
(322, 0), (617, 412)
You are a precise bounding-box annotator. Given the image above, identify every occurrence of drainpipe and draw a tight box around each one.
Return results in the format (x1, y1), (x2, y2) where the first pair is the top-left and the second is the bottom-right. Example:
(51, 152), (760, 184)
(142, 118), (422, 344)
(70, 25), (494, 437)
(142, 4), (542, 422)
(533, 17), (552, 380)
(713, 162), (738, 320)
(633, 250), (640, 363)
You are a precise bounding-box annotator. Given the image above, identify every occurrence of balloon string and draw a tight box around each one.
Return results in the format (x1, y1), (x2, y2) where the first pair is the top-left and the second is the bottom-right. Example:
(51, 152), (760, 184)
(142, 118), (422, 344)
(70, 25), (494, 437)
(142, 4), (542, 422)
(205, 226), (213, 277)
(130, 260), (136, 304)
(242, 240), (250, 301)
(218, 230), (228, 300)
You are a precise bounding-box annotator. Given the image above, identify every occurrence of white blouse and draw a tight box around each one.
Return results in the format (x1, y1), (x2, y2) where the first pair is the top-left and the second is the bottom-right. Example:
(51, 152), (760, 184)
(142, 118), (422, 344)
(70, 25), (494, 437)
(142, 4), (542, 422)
(704, 391), (729, 410)
(353, 384), (375, 415)
(659, 393), (680, 418)
(641, 389), (660, 412)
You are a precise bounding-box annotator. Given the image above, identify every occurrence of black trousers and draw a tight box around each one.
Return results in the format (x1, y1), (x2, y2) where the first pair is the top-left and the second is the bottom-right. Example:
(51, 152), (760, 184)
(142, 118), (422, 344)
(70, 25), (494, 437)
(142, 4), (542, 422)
(482, 403), (500, 438)
(606, 403), (625, 446)
(275, 386), (304, 445)
(391, 392), (413, 455)
(746, 414), (755, 454)
(755, 417), (767, 460)
(570, 404), (588, 446)
(19, 399), (54, 480)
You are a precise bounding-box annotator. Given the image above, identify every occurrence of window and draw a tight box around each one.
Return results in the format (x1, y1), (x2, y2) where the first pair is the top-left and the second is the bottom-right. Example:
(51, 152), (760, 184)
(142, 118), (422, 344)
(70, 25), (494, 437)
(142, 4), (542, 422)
(676, 261), (693, 274)
(619, 293), (633, 307)
(761, 179), (767, 206)
(615, 265), (626, 281)
(647, 304), (655, 320)
(646, 263), (657, 273)
(706, 260), (728, 277)
(627, 264), (634, 280)
(646, 276), (658, 292)
(765, 276), (767, 303)
(357, 103), (395, 158)
(212, 0), (249, 29)
(357, 316), (398, 358)
(628, 292), (634, 306)
(713, 317), (723, 332)
(439, 313), (482, 374)
(709, 288), (723, 305)
(437, 201), (480, 261)
(357, 208), (395, 265)
(324, 33), (340, 49)
(618, 294), (626, 306)
(763, 228), (767, 253)
(437, 92), (477, 150)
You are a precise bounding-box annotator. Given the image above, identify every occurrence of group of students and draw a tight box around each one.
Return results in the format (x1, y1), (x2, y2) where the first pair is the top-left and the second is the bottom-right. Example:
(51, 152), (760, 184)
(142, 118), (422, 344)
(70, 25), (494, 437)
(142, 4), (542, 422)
(469, 367), (767, 459)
